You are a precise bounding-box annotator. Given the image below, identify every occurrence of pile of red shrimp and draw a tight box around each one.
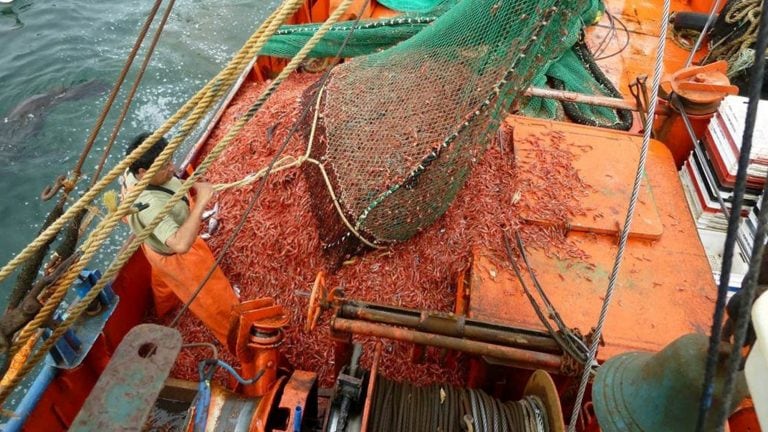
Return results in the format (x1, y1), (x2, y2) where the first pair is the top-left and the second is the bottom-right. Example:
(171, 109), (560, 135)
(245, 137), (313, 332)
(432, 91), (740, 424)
(163, 72), (588, 387)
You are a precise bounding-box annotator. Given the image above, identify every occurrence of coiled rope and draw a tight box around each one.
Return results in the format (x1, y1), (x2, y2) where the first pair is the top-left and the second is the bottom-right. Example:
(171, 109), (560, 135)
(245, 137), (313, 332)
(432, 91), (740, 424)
(705, 0), (764, 76)
(369, 376), (549, 432)
(0, 0), (311, 405)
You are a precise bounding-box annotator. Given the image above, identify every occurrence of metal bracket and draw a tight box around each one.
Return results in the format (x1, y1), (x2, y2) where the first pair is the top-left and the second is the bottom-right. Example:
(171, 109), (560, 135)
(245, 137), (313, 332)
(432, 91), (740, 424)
(69, 324), (182, 431)
(45, 270), (120, 369)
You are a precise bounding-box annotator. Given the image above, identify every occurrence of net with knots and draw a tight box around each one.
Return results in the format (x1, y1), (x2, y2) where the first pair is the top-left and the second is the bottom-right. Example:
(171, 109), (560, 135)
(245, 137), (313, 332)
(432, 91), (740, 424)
(301, 0), (587, 261)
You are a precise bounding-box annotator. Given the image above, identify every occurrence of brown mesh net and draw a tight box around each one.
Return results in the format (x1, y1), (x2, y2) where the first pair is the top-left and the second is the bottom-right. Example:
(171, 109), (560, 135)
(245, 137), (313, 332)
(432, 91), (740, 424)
(302, 0), (586, 261)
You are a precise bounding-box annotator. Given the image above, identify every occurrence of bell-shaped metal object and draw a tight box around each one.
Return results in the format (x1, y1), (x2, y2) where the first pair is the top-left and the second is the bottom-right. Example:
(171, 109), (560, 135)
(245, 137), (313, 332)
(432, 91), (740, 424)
(592, 332), (748, 431)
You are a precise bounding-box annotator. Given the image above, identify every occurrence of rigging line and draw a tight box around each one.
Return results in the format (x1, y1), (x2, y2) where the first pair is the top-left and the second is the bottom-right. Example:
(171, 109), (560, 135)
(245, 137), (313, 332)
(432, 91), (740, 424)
(684, 0), (723, 67)
(675, 95), (731, 220)
(2, 0), (172, 357)
(6, 42), (234, 359)
(181, 343), (219, 360)
(567, 0), (671, 427)
(592, 9), (616, 59)
(502, 233), (584, 365)
(0, 0), (305, 406)
(8, 0), (181, 340)
(4, 0), (167, 324)
(0, 1), (288, 286)
(716, 168), (768, 426)
(88, 0), (178, 187)
(41, 0), (166, 200)
(169, 0), (371, 329)
(514, 233), (568, 329)
(697, 0), (768, 429)
(514, 233), (590, 356)
(594, 11), (630, 61)
(216, 86), (384, 252)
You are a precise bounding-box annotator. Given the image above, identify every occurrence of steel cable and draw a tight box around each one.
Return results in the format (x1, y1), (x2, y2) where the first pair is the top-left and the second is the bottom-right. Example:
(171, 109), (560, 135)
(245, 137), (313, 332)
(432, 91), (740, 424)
(566, 0), (672, 426)
(698, 0), (768, 429)
(369, 376), (550, 432)
(683, 0), (723, 67)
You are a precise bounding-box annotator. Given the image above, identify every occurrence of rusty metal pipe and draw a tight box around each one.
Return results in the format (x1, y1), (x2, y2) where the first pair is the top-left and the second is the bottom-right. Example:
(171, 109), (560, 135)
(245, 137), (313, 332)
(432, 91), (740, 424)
(331, 317), (563, 373)
(525, 87), (639, 111)
(340, 302), (561, 353)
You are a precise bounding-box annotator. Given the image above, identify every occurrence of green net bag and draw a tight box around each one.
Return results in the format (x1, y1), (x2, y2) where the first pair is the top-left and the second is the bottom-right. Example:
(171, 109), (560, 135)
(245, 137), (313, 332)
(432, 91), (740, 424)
(301, 0), (587, 260)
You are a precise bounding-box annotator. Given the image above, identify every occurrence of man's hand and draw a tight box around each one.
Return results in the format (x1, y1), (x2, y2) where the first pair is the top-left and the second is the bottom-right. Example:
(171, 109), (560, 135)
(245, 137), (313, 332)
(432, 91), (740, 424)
(165, 182), (216, 254)
(192, 182), (215, 207)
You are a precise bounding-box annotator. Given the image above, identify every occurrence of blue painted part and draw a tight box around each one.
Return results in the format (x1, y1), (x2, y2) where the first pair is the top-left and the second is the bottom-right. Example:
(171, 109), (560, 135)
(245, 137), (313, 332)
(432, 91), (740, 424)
(0, 269), (119, 429)
(44, 269), (120, 369)
(47, 327), (82, 366)
(294, 406), (303, 432)
(193, 380), (211, 432)
(213, 359), (260, 385)
(1, 362), (57, 432)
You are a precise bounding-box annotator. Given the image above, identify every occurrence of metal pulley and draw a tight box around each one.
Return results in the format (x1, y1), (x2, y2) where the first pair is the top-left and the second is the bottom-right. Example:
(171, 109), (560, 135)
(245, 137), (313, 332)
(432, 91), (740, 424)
(660, 60), (739, 114)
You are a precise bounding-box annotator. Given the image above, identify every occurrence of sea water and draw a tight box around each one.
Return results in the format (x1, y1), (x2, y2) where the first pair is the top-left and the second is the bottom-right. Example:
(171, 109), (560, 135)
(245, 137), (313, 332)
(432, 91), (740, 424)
(0, 0), (277, 310)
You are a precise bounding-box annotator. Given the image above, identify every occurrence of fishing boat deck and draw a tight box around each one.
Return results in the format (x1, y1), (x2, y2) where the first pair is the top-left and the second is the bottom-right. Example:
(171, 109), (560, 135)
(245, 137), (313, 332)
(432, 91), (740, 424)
(589, 0), (710, 100)
(468, 116), (715, 361)
(173, 0), (719, 384)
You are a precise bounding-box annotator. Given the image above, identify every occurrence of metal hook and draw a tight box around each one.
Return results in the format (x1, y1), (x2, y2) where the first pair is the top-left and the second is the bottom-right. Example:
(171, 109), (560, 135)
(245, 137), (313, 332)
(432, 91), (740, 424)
(40, 175), (67, 201)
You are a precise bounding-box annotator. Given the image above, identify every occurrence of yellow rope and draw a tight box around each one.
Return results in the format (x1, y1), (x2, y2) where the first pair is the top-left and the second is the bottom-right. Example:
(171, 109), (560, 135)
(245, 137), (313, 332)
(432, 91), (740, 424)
(0, 0), (353, 406)
(212, 156), (305, 191)
(3, 3), (292, 359)
(0, 2), (285, 286)
(3, 0), (295, 359)
(707, 0), (762, 72)
(212, 85), (382, 249)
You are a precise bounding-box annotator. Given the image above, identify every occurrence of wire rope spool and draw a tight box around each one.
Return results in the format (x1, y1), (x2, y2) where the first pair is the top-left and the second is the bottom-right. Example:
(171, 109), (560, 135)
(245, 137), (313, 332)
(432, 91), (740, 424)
(327, 355), (564, 432)
(365, 372), (563, 432)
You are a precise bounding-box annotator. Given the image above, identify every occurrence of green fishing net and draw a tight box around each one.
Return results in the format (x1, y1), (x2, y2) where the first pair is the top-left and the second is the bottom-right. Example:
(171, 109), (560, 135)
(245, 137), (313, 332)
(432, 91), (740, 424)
(294, 0), (590, 258)
(260, 0), (629, 129)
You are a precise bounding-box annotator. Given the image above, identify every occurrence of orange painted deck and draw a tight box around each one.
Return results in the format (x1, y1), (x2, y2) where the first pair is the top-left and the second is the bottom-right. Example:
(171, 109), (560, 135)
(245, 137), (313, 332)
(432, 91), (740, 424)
(587, 0), (711, 94)
(585, 0), (715, 140)
(467, 116), (716, 361)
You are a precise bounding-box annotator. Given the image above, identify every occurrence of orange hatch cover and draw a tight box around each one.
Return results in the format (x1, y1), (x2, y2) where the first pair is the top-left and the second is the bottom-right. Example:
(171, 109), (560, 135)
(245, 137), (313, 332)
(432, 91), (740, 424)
(468, 116), (716, 361)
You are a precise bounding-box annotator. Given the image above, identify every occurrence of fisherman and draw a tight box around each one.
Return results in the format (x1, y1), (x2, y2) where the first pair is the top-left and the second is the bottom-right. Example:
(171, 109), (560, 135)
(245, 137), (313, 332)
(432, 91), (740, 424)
(121, 132), (238, 345)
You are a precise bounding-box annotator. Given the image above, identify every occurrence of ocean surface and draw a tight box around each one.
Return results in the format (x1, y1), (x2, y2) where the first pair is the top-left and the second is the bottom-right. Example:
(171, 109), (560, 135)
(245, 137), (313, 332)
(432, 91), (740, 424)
(0, 0), (277, 309)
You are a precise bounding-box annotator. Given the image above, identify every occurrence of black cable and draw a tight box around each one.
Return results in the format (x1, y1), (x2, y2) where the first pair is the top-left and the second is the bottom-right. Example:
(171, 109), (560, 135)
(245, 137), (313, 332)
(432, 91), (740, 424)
(556, 37), (633, 131)
(514, 233), (592, 363)
(695, 0), (768, 429)
(169, 0), (372, 328)
(711, 2), (768, 426)
(595, 10), (631, 61)
(592, 9), (616, 59)
(503, 232), (588, 368)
